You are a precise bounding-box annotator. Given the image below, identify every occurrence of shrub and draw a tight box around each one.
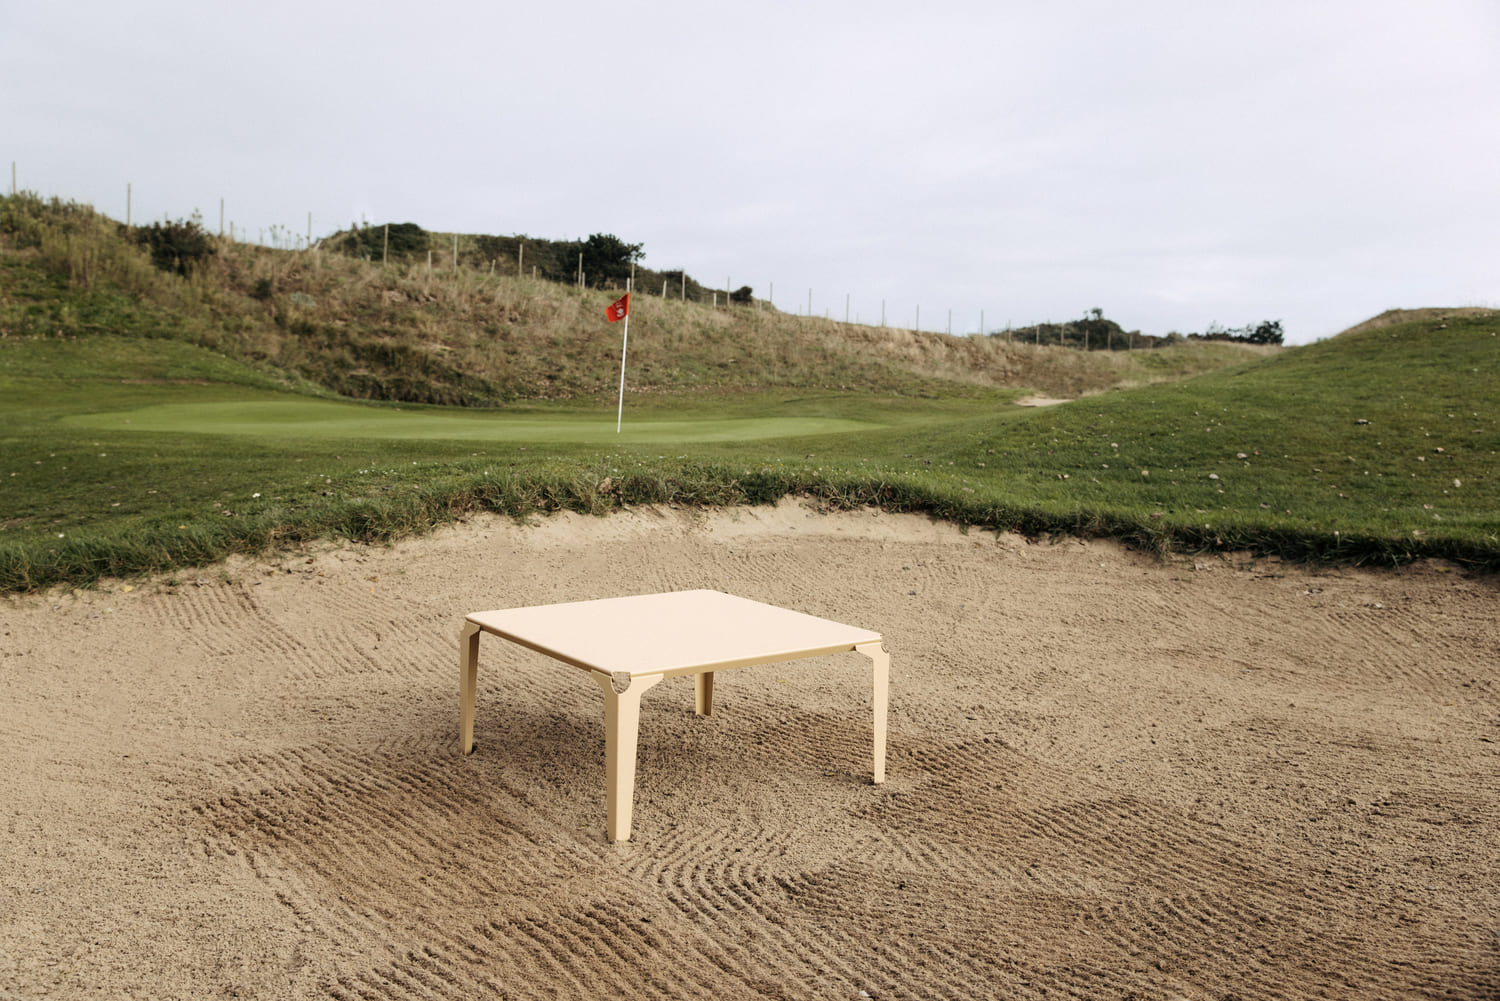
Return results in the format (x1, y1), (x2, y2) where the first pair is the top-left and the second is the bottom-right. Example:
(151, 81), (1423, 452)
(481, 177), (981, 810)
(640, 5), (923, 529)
(1248, 320), (1284, 345)
(338, 222), (428, 261)
(134, 215), (215, 276)
(577, 233), (644, 287)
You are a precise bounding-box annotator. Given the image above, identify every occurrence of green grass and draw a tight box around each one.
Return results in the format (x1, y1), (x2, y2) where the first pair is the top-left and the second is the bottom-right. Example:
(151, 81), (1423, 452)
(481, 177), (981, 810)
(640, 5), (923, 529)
(2, 312), (1497, 592)
(63, 397), (880, 442)
(2, 192), (1269, 405)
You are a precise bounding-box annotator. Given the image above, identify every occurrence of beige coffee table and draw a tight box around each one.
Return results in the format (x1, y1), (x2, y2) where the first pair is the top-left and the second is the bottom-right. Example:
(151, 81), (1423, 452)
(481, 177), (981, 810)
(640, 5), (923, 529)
(459, 589), (888, 841)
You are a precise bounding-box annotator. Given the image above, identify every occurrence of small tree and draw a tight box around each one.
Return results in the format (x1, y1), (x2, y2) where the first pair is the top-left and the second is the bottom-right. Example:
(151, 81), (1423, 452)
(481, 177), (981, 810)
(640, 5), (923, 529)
(134, 214), (215, 276)
(578, 233), (644, 287)
(1248, 320), (1284, 345)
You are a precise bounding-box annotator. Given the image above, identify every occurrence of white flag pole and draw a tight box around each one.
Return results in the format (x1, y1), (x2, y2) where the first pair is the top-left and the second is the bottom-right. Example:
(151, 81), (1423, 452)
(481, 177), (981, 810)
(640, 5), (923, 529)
(616, 279), (631, 433)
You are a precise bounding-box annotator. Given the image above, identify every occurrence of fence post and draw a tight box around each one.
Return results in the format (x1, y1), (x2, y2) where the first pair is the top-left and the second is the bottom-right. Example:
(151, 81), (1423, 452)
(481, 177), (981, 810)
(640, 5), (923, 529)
(382, 224), (388, 265)
(845, 293), (850, 323)
(126, 183), (131, 229)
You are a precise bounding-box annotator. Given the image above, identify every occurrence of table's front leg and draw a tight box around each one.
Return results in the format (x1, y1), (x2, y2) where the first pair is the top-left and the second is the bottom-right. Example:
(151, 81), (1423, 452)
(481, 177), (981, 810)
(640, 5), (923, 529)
(591, 671), (665, 842)
(856, 640), (889, 783)
(459, 622), (482, 755)
(694, 671), (714, 716)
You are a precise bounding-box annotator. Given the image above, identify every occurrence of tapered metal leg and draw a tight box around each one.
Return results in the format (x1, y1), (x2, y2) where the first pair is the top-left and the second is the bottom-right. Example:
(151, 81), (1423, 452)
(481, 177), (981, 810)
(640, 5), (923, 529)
(591, 671), (665, 841)
(856, 641), (889, 783)
(459, 622), (482, 755)
(694, 671), (714, 716)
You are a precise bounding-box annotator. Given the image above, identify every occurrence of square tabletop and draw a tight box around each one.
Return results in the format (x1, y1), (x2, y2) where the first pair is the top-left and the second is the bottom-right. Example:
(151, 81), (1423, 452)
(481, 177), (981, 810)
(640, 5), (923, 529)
(465, 589), (881, 678)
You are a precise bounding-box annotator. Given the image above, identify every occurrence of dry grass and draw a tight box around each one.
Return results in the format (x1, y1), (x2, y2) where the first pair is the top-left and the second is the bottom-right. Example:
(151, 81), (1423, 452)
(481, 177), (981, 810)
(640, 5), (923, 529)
(2, 194), (1270, 402)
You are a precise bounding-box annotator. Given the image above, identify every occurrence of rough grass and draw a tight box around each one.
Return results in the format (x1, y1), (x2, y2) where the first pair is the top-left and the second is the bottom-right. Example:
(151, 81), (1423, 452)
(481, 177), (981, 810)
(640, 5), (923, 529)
(3, 192), (1495, 590)
(2, 311), (1497, 592)
(1, 192), (1266, 404)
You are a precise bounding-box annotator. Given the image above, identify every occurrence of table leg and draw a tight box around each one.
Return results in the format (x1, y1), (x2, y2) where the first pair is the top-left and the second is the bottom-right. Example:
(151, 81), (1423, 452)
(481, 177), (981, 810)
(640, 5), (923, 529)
(694, 671), (714, 716)
(856, 640), (889, 784)
(591, 671), (664, 842)
(459, 622), (482, 755)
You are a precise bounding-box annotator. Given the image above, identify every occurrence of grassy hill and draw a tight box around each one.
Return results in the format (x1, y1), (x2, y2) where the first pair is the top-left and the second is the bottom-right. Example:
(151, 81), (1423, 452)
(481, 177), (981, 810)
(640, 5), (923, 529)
(0, 193), (1265, 404)
(2, 192), (1496, 591)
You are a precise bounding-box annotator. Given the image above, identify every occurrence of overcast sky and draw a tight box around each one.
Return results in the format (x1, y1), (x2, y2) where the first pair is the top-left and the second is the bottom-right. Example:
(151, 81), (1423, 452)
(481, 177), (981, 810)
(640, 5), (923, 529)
(7, 0), (1497, 344)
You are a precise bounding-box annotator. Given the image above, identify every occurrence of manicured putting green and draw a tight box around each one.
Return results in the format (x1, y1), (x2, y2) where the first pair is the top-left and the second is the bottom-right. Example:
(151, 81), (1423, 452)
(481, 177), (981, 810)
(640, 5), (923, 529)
(65, 399), (880, 443)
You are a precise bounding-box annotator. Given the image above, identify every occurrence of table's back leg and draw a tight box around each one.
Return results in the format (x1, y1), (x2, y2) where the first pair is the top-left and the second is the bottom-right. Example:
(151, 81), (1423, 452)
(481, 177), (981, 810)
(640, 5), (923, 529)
(591, 672), (665, 842)
(694, 671), (715, 716)
(459, 622), (482, 755)
(856, 640), (889, 783)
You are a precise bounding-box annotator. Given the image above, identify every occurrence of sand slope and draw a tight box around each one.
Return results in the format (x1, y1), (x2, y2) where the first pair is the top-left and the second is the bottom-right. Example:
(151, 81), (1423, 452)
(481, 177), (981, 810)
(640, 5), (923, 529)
(2, 500), (1496, 999)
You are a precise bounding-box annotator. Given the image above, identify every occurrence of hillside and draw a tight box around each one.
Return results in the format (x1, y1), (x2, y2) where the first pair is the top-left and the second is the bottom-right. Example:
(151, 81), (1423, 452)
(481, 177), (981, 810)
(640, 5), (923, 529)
(0, 193), (1268, 403)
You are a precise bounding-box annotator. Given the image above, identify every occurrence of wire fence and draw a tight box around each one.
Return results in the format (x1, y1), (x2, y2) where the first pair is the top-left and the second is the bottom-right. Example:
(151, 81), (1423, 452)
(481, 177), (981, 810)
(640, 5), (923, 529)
(9, 162), (1155, 349)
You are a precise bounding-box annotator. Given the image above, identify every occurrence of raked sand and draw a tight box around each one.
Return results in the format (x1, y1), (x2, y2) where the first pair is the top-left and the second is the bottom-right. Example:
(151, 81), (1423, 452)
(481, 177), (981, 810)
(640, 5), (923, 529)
(2, 499), (1496, 999)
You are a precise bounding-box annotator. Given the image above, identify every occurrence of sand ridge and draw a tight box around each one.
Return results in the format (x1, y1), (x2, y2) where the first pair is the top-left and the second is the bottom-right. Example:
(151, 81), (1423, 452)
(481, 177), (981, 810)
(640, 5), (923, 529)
(2, 499), (1496, 998)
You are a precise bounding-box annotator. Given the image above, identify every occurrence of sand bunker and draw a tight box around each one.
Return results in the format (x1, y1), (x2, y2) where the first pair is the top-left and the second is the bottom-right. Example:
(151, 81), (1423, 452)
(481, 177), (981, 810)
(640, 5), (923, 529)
(2, 500), (1496, 998)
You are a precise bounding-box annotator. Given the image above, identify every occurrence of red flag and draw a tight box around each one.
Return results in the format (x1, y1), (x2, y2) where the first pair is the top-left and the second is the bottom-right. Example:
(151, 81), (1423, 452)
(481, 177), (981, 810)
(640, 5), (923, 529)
(606, 293), (629, 323)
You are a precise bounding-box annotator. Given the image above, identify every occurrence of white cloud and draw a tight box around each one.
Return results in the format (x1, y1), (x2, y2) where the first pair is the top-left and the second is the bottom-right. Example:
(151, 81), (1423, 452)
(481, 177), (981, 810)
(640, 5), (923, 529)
(5, 0), (1497, 342)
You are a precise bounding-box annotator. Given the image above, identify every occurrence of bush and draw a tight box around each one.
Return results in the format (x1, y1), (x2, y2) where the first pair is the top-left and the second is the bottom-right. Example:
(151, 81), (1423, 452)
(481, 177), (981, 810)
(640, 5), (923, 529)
(338, 222), (428, 261)
(1188, 320), (1284, 346)
(134, 215), (215, 276)
(1248, 320), (1284, 345)
(576, 233), (644, 287)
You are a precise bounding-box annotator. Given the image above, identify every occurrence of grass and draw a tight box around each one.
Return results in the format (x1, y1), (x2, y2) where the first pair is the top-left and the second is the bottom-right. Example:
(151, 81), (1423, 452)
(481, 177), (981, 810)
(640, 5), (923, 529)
(2, 311), (1497, 592)
(61, 397), (880, 443)
(2, 191), (1496, 588)
(1, 192), (1267, 404)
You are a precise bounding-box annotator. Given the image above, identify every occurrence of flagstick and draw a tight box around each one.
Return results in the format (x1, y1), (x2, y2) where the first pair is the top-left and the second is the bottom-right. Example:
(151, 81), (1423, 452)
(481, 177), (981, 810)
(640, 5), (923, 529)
(616, 280), (631, 433)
